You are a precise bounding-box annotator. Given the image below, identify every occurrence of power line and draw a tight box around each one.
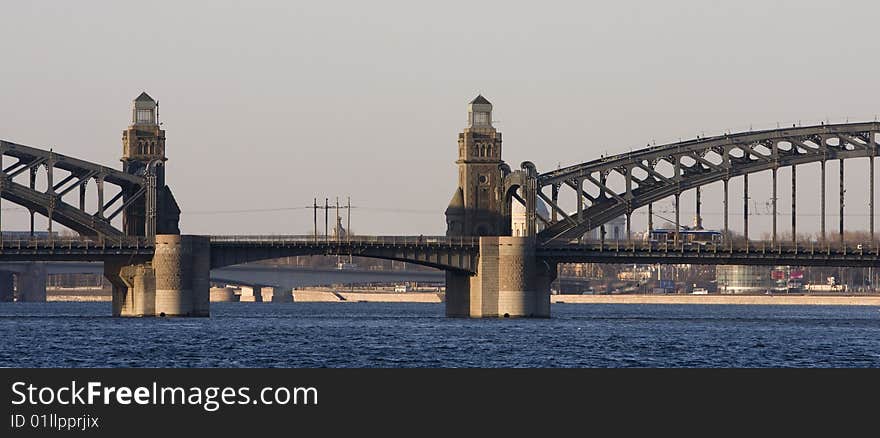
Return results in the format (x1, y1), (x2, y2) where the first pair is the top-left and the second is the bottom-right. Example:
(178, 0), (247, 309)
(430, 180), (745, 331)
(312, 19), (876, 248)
(184, 206), (440, 215)
(184, 207), (312, 215)
(355, 207), (438, 215)
(0, 204), (442, 216)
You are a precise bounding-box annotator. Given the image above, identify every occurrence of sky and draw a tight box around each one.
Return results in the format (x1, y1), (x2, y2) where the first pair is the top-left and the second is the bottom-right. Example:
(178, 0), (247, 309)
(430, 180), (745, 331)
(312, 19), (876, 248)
(0, 0), (878, 236)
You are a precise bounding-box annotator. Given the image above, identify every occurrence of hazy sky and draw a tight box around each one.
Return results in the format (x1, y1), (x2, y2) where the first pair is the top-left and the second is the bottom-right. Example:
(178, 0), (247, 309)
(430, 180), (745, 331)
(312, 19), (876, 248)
(1, 1), (878, 236)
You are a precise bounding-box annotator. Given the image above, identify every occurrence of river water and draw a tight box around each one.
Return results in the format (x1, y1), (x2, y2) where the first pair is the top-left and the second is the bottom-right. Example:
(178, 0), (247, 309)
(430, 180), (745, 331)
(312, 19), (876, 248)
(1, 302), (879, 367)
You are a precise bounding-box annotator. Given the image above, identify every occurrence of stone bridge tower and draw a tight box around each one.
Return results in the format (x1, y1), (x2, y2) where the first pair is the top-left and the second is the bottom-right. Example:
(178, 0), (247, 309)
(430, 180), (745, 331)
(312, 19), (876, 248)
(445, 95), (506, 237)
(107, 93), (206, 317)
(444, 96), (552, 318)
(121, 92), (180, 236)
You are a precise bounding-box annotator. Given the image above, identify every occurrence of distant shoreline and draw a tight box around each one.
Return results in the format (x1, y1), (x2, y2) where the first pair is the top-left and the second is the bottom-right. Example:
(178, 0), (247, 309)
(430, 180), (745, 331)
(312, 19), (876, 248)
(43, 291), (880, 306)
(551, 294), (880, 306)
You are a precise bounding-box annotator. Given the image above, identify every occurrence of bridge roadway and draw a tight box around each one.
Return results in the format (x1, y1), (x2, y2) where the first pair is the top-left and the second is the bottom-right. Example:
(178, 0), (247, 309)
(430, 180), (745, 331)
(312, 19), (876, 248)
(0, 235), (481, 272)
(2, 235), (879, 268)
(208, 235), (479, 272)
(538, 240), (880, 267)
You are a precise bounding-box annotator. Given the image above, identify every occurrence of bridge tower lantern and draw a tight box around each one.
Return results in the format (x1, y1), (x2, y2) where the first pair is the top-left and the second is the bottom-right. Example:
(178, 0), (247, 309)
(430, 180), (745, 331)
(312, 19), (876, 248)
(121, 92), (180, 236)
(445, 95), (506, 237)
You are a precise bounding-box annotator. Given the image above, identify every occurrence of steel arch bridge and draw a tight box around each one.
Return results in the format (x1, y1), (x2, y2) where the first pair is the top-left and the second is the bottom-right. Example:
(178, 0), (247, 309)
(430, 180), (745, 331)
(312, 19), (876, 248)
(3, 101), (880, 319)
(0, 139), (153, 237)
(531, 122), (880, 245)
(3, 121), (880, 254)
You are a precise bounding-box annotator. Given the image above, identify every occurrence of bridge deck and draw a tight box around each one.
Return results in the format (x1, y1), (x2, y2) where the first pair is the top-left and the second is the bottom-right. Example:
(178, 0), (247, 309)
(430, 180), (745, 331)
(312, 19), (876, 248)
(2, 236), (879, 268)
(539, 240), (880, 267)
(208, 235), (480, 272)
(208, 235), (478, 246)
(0, 236), (154, 261)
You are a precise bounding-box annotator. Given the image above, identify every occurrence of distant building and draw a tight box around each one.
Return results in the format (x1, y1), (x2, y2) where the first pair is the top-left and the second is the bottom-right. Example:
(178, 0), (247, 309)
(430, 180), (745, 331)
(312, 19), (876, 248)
(587, 216), (626, 240)
(716, 265), (770, 294)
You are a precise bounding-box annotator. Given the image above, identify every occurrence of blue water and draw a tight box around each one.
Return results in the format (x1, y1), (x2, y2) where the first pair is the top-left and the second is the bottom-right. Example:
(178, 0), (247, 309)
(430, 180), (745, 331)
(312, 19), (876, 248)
(1, 302), (879, 367)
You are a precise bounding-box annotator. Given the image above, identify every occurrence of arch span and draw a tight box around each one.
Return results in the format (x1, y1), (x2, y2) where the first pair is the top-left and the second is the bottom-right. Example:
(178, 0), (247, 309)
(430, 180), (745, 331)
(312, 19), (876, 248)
(0, 140), (148, 237)
(535, 122), (880, 243)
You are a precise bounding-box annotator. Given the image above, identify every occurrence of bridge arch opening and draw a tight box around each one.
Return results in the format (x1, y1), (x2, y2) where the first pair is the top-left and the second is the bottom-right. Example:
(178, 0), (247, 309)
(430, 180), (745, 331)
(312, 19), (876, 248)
(211, 250), (472, 274)
(502, 183), (523, 236)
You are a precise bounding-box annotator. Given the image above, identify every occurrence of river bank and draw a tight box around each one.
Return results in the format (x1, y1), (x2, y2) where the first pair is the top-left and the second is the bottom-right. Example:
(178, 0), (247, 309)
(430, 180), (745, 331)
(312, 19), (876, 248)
(45, 290), (880, 305)
(551, 294), (880, 306)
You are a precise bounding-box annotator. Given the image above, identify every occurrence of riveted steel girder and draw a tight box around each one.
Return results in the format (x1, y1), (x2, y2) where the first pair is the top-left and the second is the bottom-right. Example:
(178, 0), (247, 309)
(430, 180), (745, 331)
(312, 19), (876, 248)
(0, 140), (147, 236)
(536, 122), (880, 244)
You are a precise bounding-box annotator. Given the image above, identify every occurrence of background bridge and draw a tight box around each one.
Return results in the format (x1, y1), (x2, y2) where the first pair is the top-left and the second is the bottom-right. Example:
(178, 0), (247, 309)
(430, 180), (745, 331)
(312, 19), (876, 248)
(208, 235), (478, 272)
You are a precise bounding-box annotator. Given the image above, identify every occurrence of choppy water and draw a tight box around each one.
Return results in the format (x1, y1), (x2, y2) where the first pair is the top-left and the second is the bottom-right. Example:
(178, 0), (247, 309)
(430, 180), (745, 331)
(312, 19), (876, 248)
(1, 302), (879, 367)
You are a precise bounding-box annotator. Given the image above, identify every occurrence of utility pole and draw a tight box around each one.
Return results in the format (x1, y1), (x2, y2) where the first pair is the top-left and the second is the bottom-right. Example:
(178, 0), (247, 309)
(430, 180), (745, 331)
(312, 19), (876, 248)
(311, 196), (352, 242)
(347, 196), (353, 263)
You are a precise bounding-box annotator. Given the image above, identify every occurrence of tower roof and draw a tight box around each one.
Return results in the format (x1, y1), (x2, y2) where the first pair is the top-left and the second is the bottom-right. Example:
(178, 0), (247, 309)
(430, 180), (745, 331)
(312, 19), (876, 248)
(469, 94), (491, 105)
(135, 92), (155, 102)
(445, 188), (465, 215)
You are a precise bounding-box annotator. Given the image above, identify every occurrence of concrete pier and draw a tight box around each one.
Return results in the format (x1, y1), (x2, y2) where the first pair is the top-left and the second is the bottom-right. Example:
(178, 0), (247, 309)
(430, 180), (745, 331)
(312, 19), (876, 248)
(238, 285), (263, 302)
(153, 235), (210, 317)
(106, 261), (159, 317)
(107, 235), (210, 317)
(118, 263), (156, 316)
(191, 236), (211, 315)
(152, 235), (193, 315)
(0, 271), (14, 302)
(210, 286), (238, 302)
(269, 287), (293, 303)
(17, 262), (47, 302)
(446, 237), (551, 318)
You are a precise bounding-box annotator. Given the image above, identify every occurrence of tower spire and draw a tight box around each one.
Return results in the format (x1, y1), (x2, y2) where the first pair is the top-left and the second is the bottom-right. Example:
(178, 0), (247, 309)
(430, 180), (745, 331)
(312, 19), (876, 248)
(467, 94), (493, 128)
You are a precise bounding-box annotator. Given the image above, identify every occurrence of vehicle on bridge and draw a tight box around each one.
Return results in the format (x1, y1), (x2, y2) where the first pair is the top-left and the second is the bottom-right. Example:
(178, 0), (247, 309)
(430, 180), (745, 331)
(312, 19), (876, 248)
(645, 229), (722, 245)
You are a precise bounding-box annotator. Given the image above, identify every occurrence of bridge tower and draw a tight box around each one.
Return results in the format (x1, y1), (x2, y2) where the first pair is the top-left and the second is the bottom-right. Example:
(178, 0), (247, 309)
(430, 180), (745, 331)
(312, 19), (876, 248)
(105, 93), (207, 317)
(445, 95), (505, 237)
(445, 96), (551, 318)
(121, 92), (180, 236)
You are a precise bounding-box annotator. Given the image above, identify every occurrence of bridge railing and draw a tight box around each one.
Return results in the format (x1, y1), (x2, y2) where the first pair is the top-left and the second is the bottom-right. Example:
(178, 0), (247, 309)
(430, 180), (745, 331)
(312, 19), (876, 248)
(208, 235), (480, 246)
(0, 235), (155, 249)
(542, 239), (880, 255)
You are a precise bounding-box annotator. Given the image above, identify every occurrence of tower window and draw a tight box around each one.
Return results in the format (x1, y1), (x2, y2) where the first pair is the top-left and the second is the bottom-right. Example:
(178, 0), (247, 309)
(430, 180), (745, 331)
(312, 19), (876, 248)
(136, 109), (154, 124)
(473, 112), (489, 125)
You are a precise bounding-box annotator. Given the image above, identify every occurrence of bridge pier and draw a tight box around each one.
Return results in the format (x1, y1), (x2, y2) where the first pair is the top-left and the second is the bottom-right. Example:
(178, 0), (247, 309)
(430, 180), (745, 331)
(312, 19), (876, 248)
(16, 262), (47, 302)
(107, 235), (210, 317)
(107, 261), (156, 316)
(154, 235), (210, 317)
(0, 271), (14, 302)
(445, 237), (552, 318)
